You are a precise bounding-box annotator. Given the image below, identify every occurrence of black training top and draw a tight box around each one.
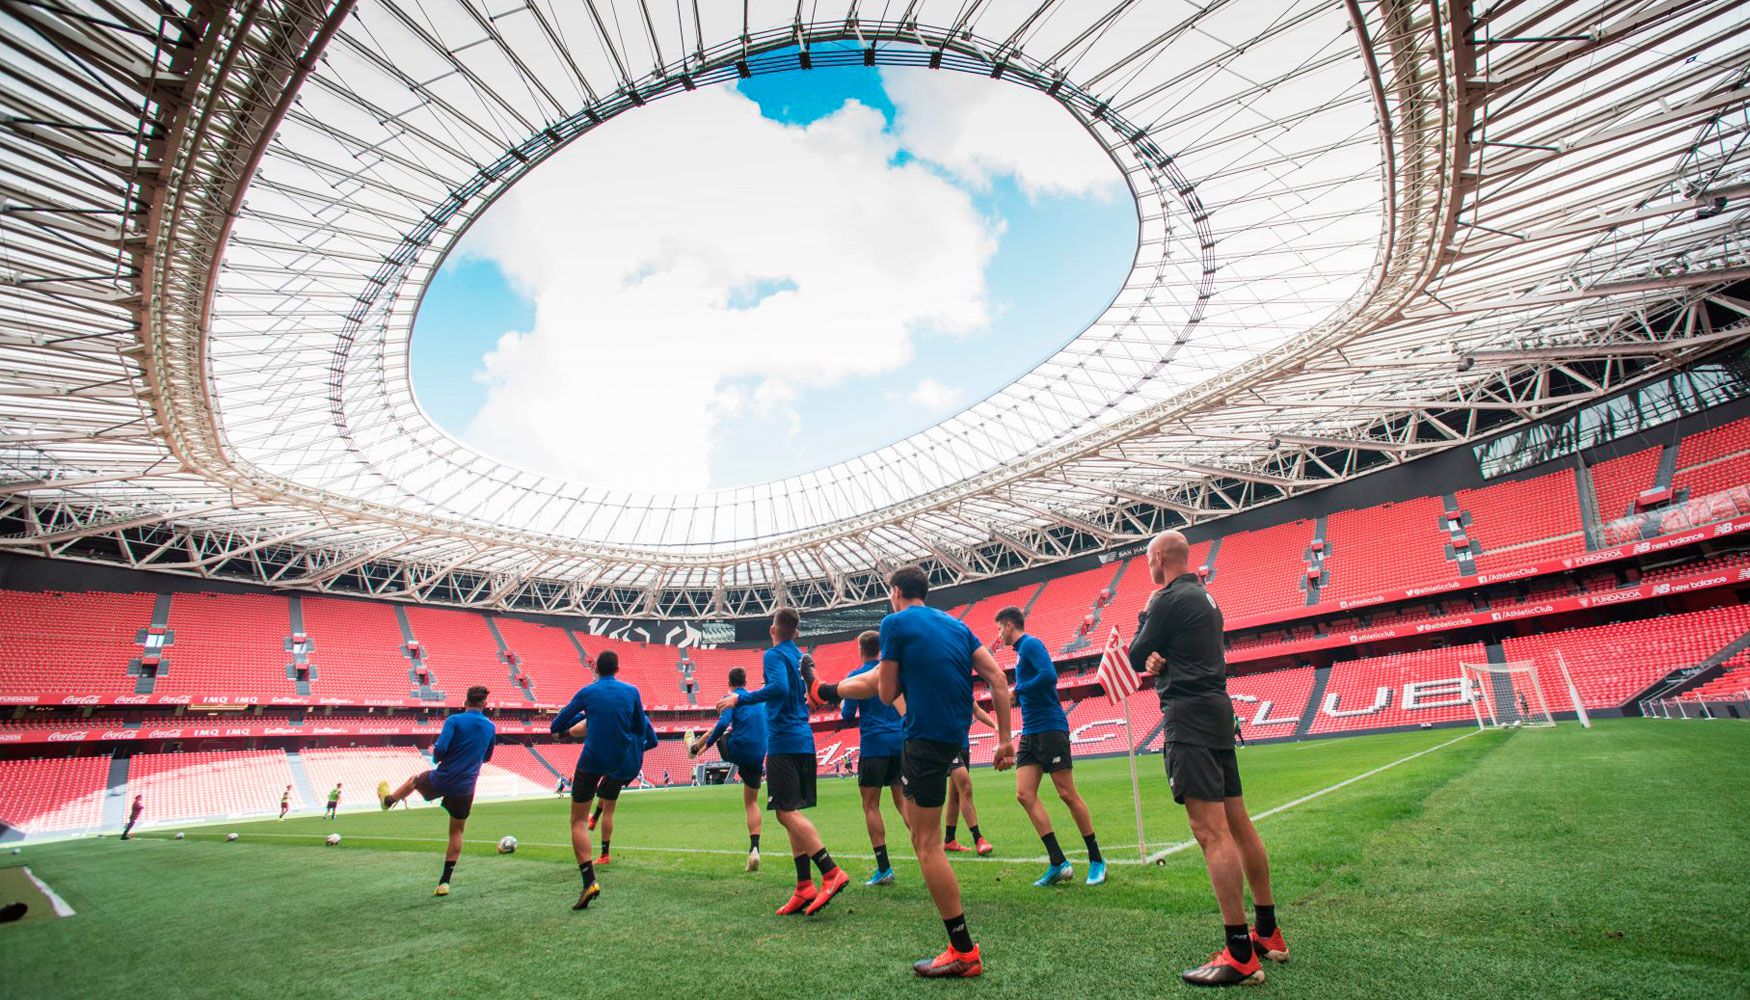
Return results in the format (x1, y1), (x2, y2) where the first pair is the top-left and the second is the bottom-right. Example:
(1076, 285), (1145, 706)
(1127, 572), (1232, 749)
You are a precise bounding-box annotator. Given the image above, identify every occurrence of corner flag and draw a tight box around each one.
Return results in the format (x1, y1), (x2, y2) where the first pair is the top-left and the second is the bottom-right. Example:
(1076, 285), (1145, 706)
(1096, 625), (1148, 858)
(1097, 626), (1142, 705)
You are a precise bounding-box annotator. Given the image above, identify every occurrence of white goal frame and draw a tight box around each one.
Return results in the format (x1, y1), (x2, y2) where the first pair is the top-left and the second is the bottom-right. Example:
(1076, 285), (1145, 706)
(1460, 661), (1557, 730)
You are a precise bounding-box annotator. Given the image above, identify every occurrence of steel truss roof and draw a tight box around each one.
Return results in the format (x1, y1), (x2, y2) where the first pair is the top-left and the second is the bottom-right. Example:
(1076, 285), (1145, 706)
(2, 0), (1749, 618)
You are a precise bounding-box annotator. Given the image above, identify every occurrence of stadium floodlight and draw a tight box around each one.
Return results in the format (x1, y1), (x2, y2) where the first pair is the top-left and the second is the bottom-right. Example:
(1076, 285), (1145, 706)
(1461, 661), (1556, 730)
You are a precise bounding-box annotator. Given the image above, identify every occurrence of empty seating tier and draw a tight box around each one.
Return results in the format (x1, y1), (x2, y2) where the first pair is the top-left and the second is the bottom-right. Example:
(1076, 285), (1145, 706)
(125, 750), (301, 824)
(0, 589), (155, 698)
(159, 593), (294, 700)
(0, 755), (110, 834)
(1323, 496), (1456, 603)
(300, 597), (417, 702)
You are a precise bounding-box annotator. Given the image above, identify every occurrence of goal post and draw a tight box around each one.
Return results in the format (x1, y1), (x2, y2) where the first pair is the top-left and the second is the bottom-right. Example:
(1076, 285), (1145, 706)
(1459, 661), (1557, 730)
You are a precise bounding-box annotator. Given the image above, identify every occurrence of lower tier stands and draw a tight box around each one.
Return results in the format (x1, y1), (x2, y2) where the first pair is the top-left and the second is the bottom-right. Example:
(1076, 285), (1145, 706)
(298, 747), (430, 812)
(1689, 658), (1750, 701)
(0, 754), (110, 834)
(1309, 645), (1486, 735)
(1504, 603), (1750, 710)
(125, 750), (302, 823)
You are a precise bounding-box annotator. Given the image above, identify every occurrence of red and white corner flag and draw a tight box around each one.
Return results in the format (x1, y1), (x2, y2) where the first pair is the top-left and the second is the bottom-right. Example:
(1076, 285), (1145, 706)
(1097, 626), (1142, 706)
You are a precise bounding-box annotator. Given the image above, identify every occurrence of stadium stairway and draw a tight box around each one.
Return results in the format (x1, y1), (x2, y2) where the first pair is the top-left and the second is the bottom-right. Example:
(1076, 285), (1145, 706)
(1305, 515), (1328, 606)
(1292, 667), (1333, 738)
(394, 606), (443, 702)
(287, 596), (315, 694)
(1632, 626), (1750, 709)
(1574, 459), (1604, 549)
(100, 755), (130, 831)
(127, 594), (174, 695)
(285, 750), (319, 810)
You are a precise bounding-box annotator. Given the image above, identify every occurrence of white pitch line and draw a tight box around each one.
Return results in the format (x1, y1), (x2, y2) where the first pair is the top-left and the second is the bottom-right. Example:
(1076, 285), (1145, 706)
(203, 731), (1482, 869)
(1143, 727), (1482, 864)
(22, 866), (76, 916)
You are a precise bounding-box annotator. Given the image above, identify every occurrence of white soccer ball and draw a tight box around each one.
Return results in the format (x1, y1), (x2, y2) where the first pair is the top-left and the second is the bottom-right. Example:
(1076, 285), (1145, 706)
(325, 833), (342, 846)
(8, 848), (18, 855)
(497, 835), (518, 854)
(173, 832), (185, 840)
(225, 832), (239, 842)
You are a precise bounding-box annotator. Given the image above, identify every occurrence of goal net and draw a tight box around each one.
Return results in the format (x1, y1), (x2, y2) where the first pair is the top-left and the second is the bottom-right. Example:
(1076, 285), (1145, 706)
(1459, 661), (1556, 729)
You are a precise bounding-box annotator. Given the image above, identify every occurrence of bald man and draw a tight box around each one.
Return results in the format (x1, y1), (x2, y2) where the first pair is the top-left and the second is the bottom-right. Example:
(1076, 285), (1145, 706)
(1129, 530), (1285, 986)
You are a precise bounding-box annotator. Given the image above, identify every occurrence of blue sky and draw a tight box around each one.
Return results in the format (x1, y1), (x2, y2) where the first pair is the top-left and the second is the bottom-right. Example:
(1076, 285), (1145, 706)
(411, 64), (1135, 490)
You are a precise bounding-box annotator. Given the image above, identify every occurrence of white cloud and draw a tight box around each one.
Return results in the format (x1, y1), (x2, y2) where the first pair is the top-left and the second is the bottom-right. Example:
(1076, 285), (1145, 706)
(459, 86), (999, 493)
(882, 69), (1124, 202)
(908, 378), (965, 411)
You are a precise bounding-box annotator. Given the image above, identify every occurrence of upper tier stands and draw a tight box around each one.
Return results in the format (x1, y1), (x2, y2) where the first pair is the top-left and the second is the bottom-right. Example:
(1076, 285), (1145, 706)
(1456, 469), (1585, 574)
(1504, 603), (1750, 710)
(1207, 518), (1315, 619)
(159, 592), (293, 700)
(575, 634), (682, 699)
(402, 605), (516, 699)
(489, 616), (593, 699)
(1323, 495), (1456, 603)
(0, 589), (155, 698)
(1102, 542), (1211, 641)
(300, 596), (416, 702)
(1026, 563), (1124, 655)
(125, 750), (301, 823)
(0, 754), (109, 834)
(685, 645), (763, 695)
(1590, 447), (1663, 521)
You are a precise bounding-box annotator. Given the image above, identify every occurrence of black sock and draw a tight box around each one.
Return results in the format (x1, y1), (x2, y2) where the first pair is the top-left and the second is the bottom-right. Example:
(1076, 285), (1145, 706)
(945, 825), (957, 842)
(749, 833), (760, 851)
(811, 847), (837, 876)
(944, 913), (975, 953)
(968, 825), (982, 842)
(578, 861), (594, 887)
(1226, 925), (1254, 964)
(1255, 904), (1276, 938)
(1084, 832), (1103, 864)
(874, 844), (890, 871)
(793, 854), (811, 884)
(600, 840), (609, 855)
(440, 860), (456, 884)
(1041, 831), (1067, 866)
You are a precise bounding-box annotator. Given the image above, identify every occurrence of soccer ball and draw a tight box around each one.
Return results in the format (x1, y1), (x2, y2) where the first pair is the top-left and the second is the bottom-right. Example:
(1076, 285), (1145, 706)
(173, 832), (185, 840)
(496, 835), (518, 854)
(325, 833), (342, 846)
(225, 833), (239, 842)
(8, 848), (18, 855)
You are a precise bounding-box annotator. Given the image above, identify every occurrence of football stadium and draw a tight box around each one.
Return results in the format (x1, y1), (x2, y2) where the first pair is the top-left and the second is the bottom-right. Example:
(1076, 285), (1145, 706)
(2, 0), (1749, 995)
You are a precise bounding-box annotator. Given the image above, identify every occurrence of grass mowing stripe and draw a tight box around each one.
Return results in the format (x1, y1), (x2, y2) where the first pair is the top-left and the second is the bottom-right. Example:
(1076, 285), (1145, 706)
(1143, 727), (1481, 863)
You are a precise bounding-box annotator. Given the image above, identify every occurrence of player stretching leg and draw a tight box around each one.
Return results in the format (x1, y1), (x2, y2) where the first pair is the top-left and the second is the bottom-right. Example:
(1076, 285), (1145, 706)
(942, 703), (995, 856)
(716, 609), (849, 917)
(551, 650), (657, 910)
(692, 665), (768, 871)
(994, 606), (1106, 887)
(1132, 531), (1285, 986)
(813, 565), (1016, 978)
(279, 785), (292, 821)
(839, 629), (908, 886)
(119, 795), (143, 839)
(380, 685), (496, 897)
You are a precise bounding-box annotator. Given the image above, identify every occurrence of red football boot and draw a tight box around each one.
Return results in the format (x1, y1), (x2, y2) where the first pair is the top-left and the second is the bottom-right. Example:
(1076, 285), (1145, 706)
(914, 945), (982, 978)
(1181, 947), (1265, 987)
(776, 882), (817, 915)
(804, 867), (850, 915)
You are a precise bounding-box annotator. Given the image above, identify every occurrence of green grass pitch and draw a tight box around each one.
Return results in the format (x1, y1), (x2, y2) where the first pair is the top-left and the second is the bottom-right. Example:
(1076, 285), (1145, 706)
(3, 719), (1745, 999)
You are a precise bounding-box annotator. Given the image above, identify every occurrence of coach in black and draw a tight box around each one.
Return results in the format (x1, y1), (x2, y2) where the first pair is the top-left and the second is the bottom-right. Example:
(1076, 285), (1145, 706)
(1129, 530), (1288, 986)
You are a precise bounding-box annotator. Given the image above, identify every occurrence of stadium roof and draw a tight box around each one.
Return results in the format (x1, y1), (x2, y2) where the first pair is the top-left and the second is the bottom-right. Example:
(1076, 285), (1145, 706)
(4, 0), (1749, 617)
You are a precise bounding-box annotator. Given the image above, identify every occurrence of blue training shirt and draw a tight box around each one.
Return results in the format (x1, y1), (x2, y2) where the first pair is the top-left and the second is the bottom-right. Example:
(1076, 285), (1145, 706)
(1012, 633), (1068, 735)
(551, 675), (654, 780)
(840, 660), (903, 757)
(431, 709), (496, 794)
(879, 604), (981, 746)
(736, 639), (814, 756)
(705, 685), (768, 767)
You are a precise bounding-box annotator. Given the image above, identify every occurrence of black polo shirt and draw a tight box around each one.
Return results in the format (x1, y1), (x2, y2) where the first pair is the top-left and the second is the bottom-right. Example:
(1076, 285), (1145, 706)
(1127, 572), (1232, 749)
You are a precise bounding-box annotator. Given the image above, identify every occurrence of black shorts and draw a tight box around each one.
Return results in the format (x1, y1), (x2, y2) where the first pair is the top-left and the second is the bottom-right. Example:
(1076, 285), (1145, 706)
(901, 738), (961, 808)
(1165, 742), (1242, 804)
(734, 760), (763, 790)
(1017, 730), (1073, 773)
(412, 770), (475, 820)
(949, 743), (970, 771)
(858, 753), (902, 788)
(765, 753), (817, 812)
(571, 770), (626, 804)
